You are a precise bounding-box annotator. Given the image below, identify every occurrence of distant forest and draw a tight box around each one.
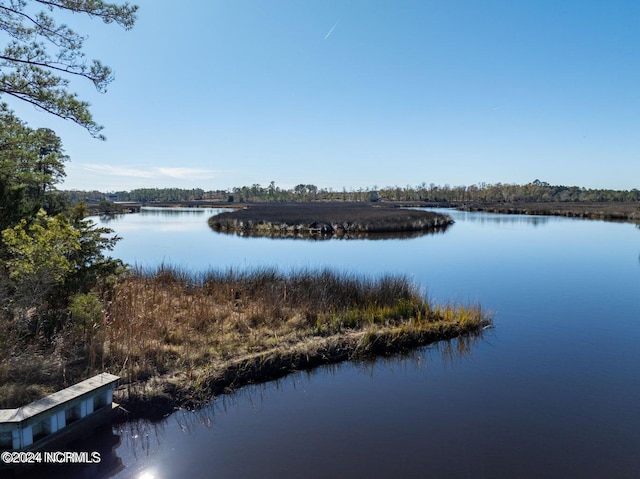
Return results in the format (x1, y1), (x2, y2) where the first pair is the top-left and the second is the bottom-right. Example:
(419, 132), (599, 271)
(64, 180), (640, 205)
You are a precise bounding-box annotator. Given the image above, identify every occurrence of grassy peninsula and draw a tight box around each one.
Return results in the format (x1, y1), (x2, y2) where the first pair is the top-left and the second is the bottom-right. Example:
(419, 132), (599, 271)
(107, 268), (489, 418)
(208, 202), (453, 238)
(0, 267), (490, 419)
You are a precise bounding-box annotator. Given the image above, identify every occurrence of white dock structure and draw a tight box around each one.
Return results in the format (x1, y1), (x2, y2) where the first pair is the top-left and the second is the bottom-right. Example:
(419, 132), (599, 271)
(0, 373), (119, 451)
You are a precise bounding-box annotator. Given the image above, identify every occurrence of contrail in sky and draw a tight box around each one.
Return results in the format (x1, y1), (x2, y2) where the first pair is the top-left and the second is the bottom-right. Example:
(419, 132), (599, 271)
(324, 21), (338, 40)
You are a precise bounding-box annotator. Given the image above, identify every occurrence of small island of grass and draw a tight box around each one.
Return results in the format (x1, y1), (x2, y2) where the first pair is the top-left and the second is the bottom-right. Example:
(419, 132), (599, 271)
(208, 202), (453, 239)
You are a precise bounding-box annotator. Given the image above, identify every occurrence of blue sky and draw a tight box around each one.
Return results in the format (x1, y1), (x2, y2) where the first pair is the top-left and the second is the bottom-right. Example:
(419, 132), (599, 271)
(8, 0), (640, 192)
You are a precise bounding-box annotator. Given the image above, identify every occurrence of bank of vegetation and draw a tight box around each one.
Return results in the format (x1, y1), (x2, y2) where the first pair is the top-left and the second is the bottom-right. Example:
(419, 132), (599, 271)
(459, 201), (640, 222)
(103, 267), (489, 417)
(1, 266), (490, 419)
(208, 202), (453, 238)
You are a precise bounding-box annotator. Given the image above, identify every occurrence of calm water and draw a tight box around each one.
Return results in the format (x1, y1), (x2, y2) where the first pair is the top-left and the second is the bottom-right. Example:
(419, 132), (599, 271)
(33, 207), (640, 478)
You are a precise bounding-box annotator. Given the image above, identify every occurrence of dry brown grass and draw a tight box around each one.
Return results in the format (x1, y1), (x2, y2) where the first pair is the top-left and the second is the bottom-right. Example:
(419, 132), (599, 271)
(0, 266), (490, 417)
(100, 266), (489, 417)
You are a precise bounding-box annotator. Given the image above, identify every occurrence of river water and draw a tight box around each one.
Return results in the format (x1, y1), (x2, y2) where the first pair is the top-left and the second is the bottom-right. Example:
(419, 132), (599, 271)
(35, 207), (640, 478)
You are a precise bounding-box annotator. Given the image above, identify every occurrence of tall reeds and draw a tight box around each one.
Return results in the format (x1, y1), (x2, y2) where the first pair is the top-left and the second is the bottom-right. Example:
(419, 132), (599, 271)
(101, 265), (489, 414)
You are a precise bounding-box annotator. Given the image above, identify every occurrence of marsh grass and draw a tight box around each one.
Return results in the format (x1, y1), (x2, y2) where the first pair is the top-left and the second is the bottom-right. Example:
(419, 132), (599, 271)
(0, 346), (64, 407)
(0, 264), (489, 416)
(460, 201), (640, 223)
(208, 202), (453, 238)
(100, 265), (489, 417)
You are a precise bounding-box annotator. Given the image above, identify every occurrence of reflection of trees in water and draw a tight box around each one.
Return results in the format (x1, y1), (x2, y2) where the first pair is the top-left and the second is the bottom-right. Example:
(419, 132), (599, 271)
(140, 207), (230, 217)
(98, 213), (125, 223)
(141, 208), (205, 216)
(97, 207), (231, 222)
(455, 213), (551, 227)
(412, 207), (552, 227)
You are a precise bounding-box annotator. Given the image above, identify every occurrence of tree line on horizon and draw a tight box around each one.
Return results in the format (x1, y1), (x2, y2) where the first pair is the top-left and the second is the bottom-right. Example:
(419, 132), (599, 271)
(64, 179), (640, 205)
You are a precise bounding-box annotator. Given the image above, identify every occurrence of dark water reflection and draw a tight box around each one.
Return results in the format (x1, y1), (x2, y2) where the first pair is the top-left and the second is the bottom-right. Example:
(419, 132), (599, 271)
(213, 225), (450, 240)
(41, 207), (640, 478)
(445, 209), (552, 226)
(99, 206), (214, 222)
(112, 335), (488, 479)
